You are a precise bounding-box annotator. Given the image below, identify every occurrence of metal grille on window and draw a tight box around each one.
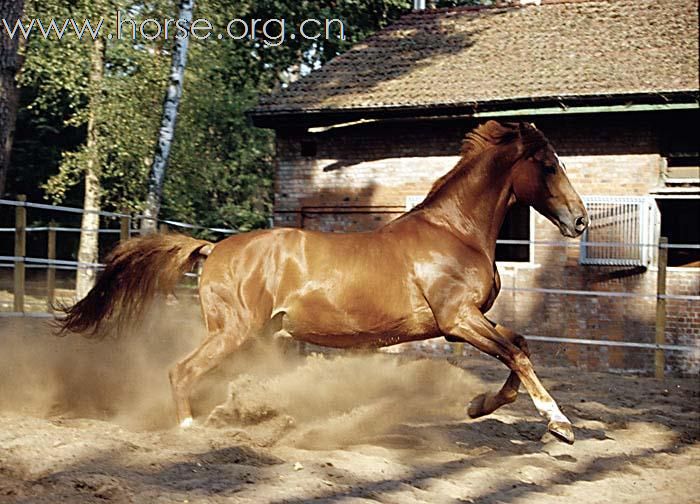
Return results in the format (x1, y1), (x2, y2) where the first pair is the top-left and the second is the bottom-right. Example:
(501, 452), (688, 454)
(579, 196), (660, 267)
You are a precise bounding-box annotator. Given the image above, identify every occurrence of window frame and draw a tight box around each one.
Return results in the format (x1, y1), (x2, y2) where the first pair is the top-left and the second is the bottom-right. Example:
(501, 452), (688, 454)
(579, 195), (660, 267)
(404, 195), (535, 265)
(654, 195), (700, 269)
(495, 208), (535, 267)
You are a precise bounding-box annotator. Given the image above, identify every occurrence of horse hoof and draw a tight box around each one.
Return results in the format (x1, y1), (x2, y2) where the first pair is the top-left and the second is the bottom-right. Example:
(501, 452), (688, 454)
(180, 417), (194, 429)
(467, 393), (488, 418)
(548, 421), (574, 444)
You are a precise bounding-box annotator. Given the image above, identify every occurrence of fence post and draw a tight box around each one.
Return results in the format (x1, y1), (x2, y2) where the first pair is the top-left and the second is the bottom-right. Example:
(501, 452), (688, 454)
(47, 220), (57, 312)
(120, 215), (130, 242)
(159, 222), (169, 234)
(654, 236), (668, 380)
(13, 195), (26, 313)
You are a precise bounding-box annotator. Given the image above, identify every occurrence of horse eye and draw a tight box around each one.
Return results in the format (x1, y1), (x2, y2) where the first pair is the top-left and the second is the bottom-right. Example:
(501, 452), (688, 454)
(543, 165), (556, 175)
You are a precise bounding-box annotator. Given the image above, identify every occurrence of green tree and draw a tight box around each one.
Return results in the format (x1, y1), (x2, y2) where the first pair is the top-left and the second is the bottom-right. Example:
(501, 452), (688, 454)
(11, 0), (416, 241)
(141, 0), (195, 234)
(159, 0), (414, 232)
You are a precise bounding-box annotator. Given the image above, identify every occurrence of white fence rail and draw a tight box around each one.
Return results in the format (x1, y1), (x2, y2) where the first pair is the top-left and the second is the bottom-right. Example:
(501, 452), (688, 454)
(1, 199), (699, 369)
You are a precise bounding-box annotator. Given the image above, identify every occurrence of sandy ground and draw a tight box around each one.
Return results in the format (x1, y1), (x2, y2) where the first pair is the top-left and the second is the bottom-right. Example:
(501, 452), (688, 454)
(0, 304), (699, 504)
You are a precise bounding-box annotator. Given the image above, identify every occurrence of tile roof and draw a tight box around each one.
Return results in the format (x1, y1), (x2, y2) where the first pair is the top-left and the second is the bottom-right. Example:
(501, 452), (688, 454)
(253, 0), (699, 118)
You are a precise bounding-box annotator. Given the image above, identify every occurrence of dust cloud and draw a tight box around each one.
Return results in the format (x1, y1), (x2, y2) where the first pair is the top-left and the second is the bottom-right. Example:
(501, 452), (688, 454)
(0, 297), (485, 448)
(207, 351), (486, 449)
(0, 298), (205, 430)
(3, 300), (699, 504)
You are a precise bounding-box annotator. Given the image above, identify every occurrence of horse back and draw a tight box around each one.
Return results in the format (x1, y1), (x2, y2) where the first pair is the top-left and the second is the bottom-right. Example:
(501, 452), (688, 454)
(199, 227), (440, 345)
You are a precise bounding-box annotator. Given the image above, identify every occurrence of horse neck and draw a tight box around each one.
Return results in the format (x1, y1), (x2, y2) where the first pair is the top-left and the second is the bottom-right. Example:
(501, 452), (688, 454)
(419, 152), (515, 261)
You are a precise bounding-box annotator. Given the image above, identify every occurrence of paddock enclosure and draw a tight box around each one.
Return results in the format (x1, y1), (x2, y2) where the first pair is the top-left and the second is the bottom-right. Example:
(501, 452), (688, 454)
(2, 0), (699, 501)
(1, 180), (699, 502)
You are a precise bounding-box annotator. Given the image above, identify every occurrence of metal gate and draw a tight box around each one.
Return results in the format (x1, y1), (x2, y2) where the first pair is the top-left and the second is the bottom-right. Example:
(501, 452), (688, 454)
(579, 196), (660, 266)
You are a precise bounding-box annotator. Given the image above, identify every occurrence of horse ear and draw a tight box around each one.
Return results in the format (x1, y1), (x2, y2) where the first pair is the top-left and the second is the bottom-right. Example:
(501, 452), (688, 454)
(518, 122), (533, 134)
(516, 122), (540, 157)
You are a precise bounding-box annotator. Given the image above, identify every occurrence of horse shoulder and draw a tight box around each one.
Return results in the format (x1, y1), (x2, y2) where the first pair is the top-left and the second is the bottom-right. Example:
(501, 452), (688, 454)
(413, 243), (497, 330)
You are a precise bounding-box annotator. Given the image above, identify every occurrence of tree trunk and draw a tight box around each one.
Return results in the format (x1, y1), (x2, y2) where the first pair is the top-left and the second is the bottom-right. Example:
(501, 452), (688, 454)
(76, 37), (104, 299)
(0, 0), (25, 197)
(141, 0), (194, 234)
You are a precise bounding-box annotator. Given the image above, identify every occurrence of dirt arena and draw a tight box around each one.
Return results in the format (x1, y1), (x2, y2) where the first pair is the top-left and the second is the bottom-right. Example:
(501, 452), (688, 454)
(1, 302), (699, 504)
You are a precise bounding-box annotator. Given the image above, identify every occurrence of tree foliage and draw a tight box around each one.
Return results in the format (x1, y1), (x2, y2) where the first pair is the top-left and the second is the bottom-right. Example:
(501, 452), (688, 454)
(10, 0), (423, 231)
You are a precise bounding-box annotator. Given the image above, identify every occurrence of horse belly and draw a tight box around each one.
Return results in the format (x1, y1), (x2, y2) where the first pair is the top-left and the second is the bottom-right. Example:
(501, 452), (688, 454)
(280, 297), (439, 349)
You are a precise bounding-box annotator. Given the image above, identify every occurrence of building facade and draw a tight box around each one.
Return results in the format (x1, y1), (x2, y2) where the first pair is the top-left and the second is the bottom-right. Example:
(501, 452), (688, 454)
(251, 0), (699, 374)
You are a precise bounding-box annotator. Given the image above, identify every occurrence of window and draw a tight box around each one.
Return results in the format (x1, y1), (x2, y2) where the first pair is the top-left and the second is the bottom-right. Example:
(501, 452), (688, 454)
(404, 196), (531, 262)
(657, 198), (700, 267)
(662, 124), (699, 184)
(300, 140), (317, 157)
(496, 203), (531, 262)
(579, 196), (660, 267)
(665, 157), (700, 183)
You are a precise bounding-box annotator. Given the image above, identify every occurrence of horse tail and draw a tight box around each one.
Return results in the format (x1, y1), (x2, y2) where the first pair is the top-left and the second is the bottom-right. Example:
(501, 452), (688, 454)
(56, 233), (214, 339)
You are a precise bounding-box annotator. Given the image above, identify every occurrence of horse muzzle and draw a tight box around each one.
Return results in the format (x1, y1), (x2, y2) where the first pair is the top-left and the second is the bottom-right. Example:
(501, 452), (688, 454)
(559, 213), (589, 238)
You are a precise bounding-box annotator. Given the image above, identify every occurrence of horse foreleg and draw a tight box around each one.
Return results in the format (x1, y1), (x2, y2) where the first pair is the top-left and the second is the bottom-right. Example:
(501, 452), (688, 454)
(442, 308), (574, 444)
(467, 322), (529, 418)
(169, 330), (240, 427)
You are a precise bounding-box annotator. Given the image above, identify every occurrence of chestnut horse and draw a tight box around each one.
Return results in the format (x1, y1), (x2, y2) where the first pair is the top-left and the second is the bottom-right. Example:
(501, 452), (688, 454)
(59, 121), (588, 443)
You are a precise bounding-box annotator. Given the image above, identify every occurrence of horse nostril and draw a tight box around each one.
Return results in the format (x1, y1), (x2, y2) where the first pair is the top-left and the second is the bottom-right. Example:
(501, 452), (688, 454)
(575, 216), (587, 231)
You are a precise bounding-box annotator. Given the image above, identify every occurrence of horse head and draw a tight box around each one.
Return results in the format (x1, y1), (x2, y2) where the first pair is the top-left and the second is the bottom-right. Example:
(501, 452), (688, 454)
(510, 122), (589, 237)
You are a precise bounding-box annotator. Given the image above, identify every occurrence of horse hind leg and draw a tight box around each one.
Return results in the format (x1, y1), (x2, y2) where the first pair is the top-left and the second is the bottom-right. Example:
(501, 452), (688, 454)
(467, 323), (529, 419)
(169, 332), (232, 427)
(169, 293), (254, 427)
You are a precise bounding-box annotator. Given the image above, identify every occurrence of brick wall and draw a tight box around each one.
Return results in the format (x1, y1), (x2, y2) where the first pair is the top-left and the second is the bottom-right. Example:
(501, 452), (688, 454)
(665, 270), (700, 374)
(272, 110), (699, 375)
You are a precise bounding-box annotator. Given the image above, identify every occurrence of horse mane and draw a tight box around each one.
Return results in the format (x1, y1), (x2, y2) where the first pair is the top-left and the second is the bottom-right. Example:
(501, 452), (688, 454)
(413, 121), (548, 209)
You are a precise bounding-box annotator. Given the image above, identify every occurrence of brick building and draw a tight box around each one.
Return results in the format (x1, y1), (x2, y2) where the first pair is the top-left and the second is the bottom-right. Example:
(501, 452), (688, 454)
(250, 0), (700, 374)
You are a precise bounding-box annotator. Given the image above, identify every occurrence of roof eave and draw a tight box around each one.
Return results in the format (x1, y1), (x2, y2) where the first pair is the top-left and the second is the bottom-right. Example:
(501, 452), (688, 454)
(248, 91), (699, 129)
